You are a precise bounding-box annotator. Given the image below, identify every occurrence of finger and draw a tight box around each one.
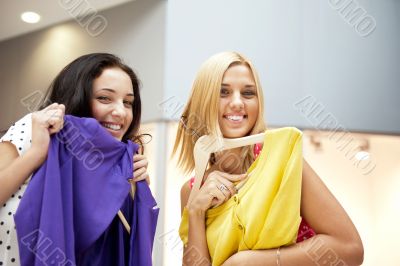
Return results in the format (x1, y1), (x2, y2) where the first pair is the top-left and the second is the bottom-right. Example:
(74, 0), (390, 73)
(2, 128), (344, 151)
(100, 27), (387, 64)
(133, 167), (146, 179)
(133, 154), (146, 162)
(130, 174), (151, 185)
(133, 173), (148, 183)
(208, 172), (239, 196)
(216, 171), (247, 182)
(133, 159), (148, 169)
(48, 120), (65, 135)
(211, 179), (231, 198)
(47, 109), (63, 121)
(46, 117), (60, 129)
(215, 176), (237, 196)
(206, 181), (229, 201)
(46, 111), (63, 128)
(42, 103), (59, 111)
(211, 188), (228, 207)
(217, 184), (231, 198)
(59, 104), (65, 114)
(48, 123), (62, 134)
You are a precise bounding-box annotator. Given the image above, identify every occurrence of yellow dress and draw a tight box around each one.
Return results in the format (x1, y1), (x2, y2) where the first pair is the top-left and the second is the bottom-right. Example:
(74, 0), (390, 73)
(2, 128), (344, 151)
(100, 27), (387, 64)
(179, 127), (303, 266)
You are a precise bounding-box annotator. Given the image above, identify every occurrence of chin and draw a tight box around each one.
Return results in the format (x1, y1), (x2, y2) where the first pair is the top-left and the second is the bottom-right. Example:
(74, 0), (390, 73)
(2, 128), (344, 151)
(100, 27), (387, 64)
(222, 126), (254, 138)
(108, 131), (124, 141)
(222, 131), (247, 138)
(115, 133), (125, 141)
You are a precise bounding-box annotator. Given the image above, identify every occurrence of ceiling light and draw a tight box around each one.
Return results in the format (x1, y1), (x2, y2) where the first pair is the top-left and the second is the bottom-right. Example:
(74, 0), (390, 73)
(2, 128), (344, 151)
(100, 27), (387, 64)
(21, 12), (41, 24)
(355, 151), (370, 161)
(355, 139), (370, 160)
(309, 135), (322, 151)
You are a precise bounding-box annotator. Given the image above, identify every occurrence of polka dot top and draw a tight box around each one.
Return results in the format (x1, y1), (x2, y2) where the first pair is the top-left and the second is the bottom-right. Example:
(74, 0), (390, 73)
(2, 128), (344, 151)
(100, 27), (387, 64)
(0, 113), (32, 266)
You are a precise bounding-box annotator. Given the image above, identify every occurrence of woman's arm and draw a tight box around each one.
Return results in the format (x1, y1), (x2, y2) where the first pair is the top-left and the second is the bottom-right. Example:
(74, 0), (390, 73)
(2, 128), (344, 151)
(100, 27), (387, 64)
(0, 142), (47, 205)
(0, 103), (65, 205)
(222, 159), (364, 266)
(181, 181), (211, 266)
(181, 171), (247, 266)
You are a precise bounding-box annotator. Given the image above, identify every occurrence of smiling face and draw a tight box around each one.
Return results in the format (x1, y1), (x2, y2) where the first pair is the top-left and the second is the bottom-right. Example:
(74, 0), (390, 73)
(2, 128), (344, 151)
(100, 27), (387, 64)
(91, 67), (134, 141)
(218, 64), (259, 138)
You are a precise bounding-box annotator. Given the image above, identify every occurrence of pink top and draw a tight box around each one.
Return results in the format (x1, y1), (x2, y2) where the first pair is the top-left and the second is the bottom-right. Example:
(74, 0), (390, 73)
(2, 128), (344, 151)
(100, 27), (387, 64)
(189, 143), (316, 243)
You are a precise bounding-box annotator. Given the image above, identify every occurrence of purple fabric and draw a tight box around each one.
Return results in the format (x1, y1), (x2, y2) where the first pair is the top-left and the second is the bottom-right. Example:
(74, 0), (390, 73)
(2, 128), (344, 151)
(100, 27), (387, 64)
(130, 181), (159, 266)
(14, 115), (159, 266)
(78, 181), (159, 266)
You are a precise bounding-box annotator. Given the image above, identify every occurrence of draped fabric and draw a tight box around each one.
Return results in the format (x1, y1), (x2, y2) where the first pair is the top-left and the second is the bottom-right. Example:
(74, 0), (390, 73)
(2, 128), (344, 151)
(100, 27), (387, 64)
(15, 115), (159, 266)
(180, 127), (303, 266)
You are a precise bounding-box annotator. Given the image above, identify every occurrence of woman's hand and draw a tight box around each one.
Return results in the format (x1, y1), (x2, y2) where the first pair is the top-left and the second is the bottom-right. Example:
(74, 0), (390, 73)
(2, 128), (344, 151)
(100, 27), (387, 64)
(221, 250), (275, 266)
(188, 171), (247, 212)
(221, 252), (243, 266)
(30, 103), (65, 163)
(131, 154), (150, 184)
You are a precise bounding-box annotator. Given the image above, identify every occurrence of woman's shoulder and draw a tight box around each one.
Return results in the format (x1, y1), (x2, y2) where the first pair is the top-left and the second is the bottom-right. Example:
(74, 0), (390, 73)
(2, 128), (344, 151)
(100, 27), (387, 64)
(0, 113), (32, 156)
(1, 113), (32, 137)
(180, 179), (192, 212)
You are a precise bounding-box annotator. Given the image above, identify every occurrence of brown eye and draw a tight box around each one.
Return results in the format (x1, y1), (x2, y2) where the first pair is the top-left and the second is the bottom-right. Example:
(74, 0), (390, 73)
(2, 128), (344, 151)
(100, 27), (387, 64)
(220, 88), (229, 96)
(124, 100), (133, 108)
(97, 96), (111, 102)
(242, 90), (256, 98)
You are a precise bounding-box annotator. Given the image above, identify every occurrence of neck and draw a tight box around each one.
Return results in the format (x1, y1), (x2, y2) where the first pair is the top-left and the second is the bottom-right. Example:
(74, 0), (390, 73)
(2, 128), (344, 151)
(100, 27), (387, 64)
(211, 147), (245, 174)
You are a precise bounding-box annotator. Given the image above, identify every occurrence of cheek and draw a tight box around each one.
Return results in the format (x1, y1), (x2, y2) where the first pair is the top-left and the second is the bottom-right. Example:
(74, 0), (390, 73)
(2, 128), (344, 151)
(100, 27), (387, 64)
(127, 112), (133, 124)
(248, 101), (259, 121)
(90, 101), (107, 122)
(218, 99), (228, 115)
(90, 101), (100, 119)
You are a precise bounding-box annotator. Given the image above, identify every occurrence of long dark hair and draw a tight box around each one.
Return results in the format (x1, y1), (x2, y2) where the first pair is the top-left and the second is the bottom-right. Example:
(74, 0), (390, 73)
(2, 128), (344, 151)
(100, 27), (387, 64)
(39, 53), (142, 143)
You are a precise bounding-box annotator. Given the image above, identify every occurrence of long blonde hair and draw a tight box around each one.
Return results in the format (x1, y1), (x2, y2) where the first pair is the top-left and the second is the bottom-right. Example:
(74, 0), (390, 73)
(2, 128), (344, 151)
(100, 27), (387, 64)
(172, 51), (266, 175)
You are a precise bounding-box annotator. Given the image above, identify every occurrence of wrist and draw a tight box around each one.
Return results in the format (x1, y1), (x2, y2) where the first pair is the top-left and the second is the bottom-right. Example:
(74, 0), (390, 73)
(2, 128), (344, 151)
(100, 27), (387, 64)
(187, 205), (206, 218)
(24, 147), (47, 166)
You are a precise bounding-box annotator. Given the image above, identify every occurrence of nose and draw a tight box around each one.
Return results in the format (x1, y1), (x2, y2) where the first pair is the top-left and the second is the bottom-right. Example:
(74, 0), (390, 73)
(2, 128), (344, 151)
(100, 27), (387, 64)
(111, 102), (126, 118)
(229, 91), (244, 110)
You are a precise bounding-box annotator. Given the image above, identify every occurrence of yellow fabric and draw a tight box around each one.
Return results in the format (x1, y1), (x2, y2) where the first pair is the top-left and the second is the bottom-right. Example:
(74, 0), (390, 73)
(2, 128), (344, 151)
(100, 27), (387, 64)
(179, 127), (303, 266)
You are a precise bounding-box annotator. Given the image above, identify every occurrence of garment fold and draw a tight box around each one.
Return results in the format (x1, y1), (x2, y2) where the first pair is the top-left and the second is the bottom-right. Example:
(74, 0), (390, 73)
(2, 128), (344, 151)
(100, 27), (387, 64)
(15, 115), (159, 266)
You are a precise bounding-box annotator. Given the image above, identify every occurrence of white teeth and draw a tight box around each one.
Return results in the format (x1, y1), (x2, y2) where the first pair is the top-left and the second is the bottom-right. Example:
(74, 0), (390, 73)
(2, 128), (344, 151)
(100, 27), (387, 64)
(102, 123), (122, 130)
(226, 115), (244, 121)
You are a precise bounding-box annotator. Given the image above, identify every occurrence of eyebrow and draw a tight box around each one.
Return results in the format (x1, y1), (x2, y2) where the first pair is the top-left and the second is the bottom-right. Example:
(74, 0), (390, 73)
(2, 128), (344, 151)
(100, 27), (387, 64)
(98, 88), (134, 96)
(221, 83), (256, 88)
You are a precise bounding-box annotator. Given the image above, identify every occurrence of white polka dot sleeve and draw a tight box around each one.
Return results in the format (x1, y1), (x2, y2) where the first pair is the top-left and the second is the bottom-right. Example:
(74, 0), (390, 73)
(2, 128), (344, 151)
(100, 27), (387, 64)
(0, 113), (33, 266)
(0, 113), (32, 156)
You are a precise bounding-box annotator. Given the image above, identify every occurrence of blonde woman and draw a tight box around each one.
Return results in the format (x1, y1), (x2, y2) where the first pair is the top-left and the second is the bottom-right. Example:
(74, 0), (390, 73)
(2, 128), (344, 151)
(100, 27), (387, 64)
(173, 51), (364, 266)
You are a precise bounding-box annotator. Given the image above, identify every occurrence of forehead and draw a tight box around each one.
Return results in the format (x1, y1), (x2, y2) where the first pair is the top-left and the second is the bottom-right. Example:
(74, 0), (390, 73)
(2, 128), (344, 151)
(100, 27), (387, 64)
(222, 64), (255, 84)
(92, 67), (133, 94)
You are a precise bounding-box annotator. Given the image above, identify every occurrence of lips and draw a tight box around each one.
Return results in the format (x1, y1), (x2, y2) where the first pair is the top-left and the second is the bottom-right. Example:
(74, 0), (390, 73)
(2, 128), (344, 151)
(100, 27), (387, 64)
(226, 115), (244, 121)
(223, 114), (247, 122)
(101, 122), (122, 131)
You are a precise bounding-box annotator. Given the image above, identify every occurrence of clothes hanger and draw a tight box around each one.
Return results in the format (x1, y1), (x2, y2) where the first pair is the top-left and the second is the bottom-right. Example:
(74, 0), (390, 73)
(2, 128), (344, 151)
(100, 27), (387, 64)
(117, 182), (136, 234)
(188, 132), (266, 205)
(119, 146), (143, 233)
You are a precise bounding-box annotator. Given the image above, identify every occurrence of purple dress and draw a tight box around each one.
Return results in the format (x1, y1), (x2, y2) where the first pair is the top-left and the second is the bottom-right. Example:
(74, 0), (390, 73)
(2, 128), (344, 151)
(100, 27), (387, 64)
(14, 115), (159, 266)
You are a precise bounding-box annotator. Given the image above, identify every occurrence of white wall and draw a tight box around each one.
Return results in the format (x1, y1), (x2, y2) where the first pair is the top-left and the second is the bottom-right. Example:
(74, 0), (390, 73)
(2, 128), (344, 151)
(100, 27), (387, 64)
(0, 0), (166, 130)
(157, 122), (400, 266)
(1, 1), (399, 265)
(164, 0), (400, 134)
(303, 132), (400, 266)
(0, 0), (168, 262)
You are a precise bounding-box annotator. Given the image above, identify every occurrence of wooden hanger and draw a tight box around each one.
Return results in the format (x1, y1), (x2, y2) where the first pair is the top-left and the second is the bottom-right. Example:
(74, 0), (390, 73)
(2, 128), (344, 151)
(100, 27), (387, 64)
(188, 132), (266, 205)
(117, 182), (136, 234)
